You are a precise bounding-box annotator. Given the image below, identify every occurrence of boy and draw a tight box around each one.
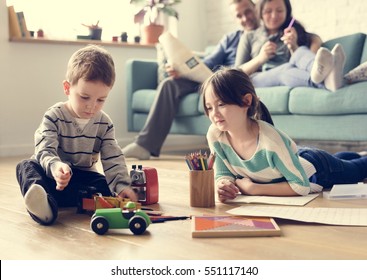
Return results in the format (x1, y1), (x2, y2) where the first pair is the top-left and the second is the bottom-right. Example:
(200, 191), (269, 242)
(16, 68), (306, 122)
(16, 45), (137, 225)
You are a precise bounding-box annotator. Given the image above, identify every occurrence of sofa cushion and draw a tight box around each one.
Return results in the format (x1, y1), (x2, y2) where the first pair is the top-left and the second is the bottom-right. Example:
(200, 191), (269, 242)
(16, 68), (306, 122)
(344, 61), (367, 84)
(132, 90), (201, 117)
(256, 86), (291, 114)
(322, 33), (366, 74)
(289, 82), (367, 115)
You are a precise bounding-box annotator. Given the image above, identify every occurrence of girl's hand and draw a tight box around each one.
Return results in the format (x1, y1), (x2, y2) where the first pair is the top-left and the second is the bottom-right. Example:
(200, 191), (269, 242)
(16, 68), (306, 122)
(281, 27), (298, 52)
(258, 41), (277, 64)
(217, 180), (239, 202)
(165, 64), (179, 78)
(235, 177), (257, 195)
(118, 187), (138, 202)
(51, 162), (72, 191)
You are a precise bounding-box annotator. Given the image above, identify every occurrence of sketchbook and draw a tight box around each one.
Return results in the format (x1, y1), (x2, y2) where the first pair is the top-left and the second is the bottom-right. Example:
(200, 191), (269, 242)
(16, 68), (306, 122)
(158, 32), (213, 83)
(191, 215), (281, 238)
(227, 206), (367, 226)
(227, 193), (319, 206)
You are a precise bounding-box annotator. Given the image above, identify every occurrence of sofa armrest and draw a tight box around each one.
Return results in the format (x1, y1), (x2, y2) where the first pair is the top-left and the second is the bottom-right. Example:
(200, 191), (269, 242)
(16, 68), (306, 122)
(125, 59), (158, 132)
(126, 59), (159, 92)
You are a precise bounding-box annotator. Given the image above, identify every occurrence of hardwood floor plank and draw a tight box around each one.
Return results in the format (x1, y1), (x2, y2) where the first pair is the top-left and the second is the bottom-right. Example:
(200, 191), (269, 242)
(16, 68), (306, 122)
(1, 155), (367, 260)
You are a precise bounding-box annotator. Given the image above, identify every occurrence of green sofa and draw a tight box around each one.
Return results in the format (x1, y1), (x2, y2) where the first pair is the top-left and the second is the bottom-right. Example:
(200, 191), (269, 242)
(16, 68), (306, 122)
(126, 33), (367, 150)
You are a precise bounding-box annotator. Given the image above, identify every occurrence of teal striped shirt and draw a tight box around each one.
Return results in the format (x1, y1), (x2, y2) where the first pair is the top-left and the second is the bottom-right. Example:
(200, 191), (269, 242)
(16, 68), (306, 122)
(207, 120), (317, 195)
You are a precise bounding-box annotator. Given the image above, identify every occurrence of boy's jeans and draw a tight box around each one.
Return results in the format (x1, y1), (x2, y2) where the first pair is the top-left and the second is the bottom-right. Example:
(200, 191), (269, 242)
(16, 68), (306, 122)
(16, 159), (112, 225)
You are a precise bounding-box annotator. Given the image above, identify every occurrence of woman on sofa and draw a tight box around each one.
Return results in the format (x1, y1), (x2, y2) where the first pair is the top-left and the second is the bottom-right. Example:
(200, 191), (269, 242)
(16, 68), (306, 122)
(201, 68), (367, 201)
(235, 0), (345, 92)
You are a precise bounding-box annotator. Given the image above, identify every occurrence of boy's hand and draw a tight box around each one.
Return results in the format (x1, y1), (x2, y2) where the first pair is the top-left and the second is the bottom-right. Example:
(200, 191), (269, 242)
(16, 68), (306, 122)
(118, 187), (138, 202)
(51, 162), (72, 191)
(217, 179), (239, 202)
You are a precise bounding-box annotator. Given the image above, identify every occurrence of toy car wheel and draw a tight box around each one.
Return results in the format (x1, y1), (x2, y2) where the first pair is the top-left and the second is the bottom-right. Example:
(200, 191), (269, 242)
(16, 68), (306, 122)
(129, 216), (147, 235)
(91, 216), (109, 235)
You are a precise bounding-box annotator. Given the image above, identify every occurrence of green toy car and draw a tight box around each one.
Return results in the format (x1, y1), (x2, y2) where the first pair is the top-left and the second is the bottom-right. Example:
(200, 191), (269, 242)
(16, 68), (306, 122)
(90, 204), (151, 235)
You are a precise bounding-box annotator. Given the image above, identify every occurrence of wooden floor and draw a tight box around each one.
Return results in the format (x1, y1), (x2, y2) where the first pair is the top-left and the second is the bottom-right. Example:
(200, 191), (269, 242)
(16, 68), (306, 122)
(1, 154), (367, 260)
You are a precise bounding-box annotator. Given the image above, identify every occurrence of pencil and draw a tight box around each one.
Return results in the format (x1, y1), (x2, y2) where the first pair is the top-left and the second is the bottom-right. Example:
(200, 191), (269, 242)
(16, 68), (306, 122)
(287, 17), (295, 29)
(151, 216), (191, 223)
(207, 153), (216, 170)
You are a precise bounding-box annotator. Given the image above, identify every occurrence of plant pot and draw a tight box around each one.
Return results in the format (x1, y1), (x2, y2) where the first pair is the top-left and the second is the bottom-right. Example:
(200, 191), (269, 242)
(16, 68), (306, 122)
(141, 24), (164, 44)
(90, 28), (102, 40)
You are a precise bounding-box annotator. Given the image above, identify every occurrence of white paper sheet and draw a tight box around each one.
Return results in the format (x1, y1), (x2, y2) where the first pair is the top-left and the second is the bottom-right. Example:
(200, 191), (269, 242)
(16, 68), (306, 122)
(226, 193), (319, 206)
(227, 206), (367, 226)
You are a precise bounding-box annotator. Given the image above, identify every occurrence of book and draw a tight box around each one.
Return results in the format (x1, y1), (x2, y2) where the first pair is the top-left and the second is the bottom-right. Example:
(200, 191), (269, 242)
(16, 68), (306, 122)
(158, 31), (213, 83)
(7, 6), (22, 39)
(325, 183), (367, 200)
(16, 11), (31, 38)
(191, 215), (281, 238)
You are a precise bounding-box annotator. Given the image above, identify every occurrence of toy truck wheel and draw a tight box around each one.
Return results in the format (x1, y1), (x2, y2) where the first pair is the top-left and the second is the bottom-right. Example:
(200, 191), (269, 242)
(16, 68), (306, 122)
(91, 216), (109, 235)
(129, 216), (147, 235)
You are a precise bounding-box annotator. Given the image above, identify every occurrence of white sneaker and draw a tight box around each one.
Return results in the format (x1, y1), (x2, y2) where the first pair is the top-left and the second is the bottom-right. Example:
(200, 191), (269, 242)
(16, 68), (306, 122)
(24, 184), (53, 223)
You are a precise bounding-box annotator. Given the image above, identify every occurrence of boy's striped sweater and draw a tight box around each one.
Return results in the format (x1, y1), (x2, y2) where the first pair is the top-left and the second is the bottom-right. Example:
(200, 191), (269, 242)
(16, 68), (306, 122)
(32, 102), (131, 194)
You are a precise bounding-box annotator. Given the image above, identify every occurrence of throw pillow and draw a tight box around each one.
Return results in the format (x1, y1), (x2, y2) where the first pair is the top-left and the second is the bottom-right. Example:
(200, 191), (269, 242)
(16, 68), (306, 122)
(156, 43), (169, 84)
(344, 61), (367, 84)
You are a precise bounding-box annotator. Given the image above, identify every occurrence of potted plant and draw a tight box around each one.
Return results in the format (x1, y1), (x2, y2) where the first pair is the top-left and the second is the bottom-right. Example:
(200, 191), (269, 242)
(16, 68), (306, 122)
(130, 0), (181, 44)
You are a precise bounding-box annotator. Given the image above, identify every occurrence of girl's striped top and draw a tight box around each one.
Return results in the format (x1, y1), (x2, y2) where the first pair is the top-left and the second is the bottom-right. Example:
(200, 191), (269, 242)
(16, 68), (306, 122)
(206, 120), (322, 195)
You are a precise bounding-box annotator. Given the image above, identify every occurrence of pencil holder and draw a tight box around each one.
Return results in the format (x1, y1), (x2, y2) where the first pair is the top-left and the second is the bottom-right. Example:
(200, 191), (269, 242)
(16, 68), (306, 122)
(189, 169), (215, 207)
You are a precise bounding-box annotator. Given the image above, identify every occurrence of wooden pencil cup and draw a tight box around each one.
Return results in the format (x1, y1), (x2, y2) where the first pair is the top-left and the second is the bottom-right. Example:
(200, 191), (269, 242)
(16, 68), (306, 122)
(189, 169), (215, 207)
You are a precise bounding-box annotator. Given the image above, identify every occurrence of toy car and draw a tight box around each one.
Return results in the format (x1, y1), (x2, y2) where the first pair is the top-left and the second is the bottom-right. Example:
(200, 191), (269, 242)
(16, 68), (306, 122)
(90, 202), (151, 235)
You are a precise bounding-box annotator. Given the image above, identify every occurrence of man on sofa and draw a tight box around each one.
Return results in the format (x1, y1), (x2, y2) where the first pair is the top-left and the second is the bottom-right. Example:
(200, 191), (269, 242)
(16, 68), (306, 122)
(122, 0), (259, 159)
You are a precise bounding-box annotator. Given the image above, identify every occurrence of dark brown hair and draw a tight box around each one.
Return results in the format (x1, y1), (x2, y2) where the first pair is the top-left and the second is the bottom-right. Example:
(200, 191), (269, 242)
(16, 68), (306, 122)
(201, 67), (274, 125)
(257, 0), (311, 47)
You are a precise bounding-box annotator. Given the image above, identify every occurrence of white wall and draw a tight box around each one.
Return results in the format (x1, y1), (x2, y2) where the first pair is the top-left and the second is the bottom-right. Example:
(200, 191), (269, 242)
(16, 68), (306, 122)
(1, 0), (366, 157)
(0, 0), (208, 157)
(205, 0), (367, 45)
(0, 2), (157, 157)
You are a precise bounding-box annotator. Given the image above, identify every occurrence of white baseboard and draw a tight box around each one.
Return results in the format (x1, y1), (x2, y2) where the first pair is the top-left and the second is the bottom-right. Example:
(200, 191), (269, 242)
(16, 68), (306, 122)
(0, 144), (33, 158)
(0, 135), (209, 158)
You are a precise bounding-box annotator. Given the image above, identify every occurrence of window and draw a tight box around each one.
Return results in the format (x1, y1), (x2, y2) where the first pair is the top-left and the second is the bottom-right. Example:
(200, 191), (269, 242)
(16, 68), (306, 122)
(7, 0), (139, 41)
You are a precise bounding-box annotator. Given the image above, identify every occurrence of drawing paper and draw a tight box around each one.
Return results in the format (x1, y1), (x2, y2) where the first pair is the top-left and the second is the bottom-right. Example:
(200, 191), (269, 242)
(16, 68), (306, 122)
(227, 206), (367, 226)
(226, 193), (319, 206)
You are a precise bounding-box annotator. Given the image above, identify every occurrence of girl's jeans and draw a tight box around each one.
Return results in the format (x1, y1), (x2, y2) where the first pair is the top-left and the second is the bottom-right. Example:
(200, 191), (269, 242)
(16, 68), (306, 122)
(298, 148), (367, 189)
(16, 159), (112, 225)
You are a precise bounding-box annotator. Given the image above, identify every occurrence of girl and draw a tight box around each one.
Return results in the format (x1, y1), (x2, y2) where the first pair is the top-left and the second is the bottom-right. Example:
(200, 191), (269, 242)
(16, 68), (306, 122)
(201, 68), (367, 202)
(235, 0), (345, 91)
